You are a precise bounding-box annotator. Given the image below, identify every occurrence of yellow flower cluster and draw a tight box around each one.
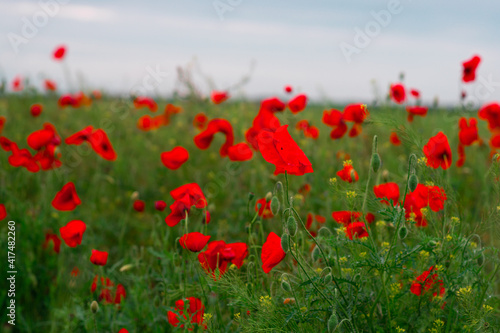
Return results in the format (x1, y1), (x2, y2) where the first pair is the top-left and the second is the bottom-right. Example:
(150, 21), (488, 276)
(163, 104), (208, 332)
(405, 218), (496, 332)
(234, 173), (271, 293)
(259, 295), (272, 308)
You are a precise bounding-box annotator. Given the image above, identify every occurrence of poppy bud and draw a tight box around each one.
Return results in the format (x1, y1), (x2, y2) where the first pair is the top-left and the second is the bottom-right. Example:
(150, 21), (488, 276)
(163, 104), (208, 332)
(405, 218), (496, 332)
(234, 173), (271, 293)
(270, 196), (280, 215)
(311, 246), (321, 261)
(428, 240), (438, 249)
(371, 153), (381, 173)
(248, 192), (255, 201)
(281, 234), (289, 252)
(91, 300), (99, 314)
(275, 181), (283, 195)
(265, 192), (272, 201)
(281, 280), (291, 292)
(317, 227), (332, 237)
(327, 311), (339, 332)
(287, 216), (298, 236)
(398, 226), (408, 240)
(477, 253), (485, 266)
(323, 273), (332, 285)
(408, 174), (418, 192)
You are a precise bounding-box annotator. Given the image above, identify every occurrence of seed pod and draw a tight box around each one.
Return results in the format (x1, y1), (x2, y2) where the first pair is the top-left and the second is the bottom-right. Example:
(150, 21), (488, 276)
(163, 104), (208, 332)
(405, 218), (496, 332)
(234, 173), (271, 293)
(311, 246), (321, 261)
(281, 234), (289, 252)
(408, 174), (418, 192)
(270, 196), (280, 215)
(323, 273), (333, 285)
(265, 191), (273, 201)
(287, 216), (298, 236)
(398, 226), (408, 240)
(281, 280), (291, 292)
(320, 267), (332, 277)
(428, 240), (438, 249)
(248, 192), (255, 201)
(371, 153), (381, 173)
(327, 311), (339, 332)
(91, 300), (99, 314)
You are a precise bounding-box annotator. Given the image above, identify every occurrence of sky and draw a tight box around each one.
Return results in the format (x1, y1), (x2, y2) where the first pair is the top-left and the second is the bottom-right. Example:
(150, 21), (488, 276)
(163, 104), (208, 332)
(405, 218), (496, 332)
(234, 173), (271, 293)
(1, 0), (500, 105)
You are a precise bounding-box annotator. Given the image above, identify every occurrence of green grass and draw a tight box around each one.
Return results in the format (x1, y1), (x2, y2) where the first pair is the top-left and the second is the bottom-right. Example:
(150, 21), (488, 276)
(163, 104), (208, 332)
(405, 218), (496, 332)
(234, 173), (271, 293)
(0, 93), (499, 332)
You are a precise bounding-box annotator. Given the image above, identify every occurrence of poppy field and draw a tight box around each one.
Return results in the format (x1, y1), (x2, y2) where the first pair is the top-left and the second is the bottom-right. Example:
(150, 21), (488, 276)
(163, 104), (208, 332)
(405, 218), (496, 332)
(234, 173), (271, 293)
(1, 48), (500, 333)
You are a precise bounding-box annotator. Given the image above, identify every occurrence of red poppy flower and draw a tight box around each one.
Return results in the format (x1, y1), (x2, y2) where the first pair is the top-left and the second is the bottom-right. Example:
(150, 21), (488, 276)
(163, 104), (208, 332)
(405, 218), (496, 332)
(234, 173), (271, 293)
(390, 132), (402, 146)
(328, 116), (349, 139)
(27, 123), (60, 150)
(193, 112), (208, 130)
(53, 45), (66, 60)
(161, 146), (189, 170)
(288, 94), (307, 113)
(410, 89), (420, 98)
(165, 197), (191, 227)
(245, 99), (284, 150)
(257, 125), (313, 176)
(52, 182), (81, 211)
(58, 94), (79, 108)
(30, 104), (43, 117)
(12, 76), (23, 92)
(198, 240), (248, 278)
(345, 222), (369, 240)
(91, 275), (126, 305)
(403, 184), (446, 227)
(343, 104), (369, 137)
(336, 160), (358, 182)
(332, 211), (362, 225)
(365, 212), (375, 224)
(305, 213), (326, 236)
(373, 182), (400, 205)
(261, 232), (286, 274)
(43, 232), (61, 254)
(478, 102), (500, 131)
(179, 232), (211, 252)
(118, 329), (129, 333)
(194, 119), (234, 157)
(390, 83), (406, 104)
(133, 199), (145, 212)
(227, 142), (253, 161)
(423, 132), (452, 170)
(65, 126), (93, 145)
(410, 266), (445, 298)
(255, 198), (274, 219)
(458, 117), (479, 146)
(406, 106), (428, 122)
(211, 91), (229, 105)
(70, 267), (79, 277)
(90, 249), (108, 266)
(0, 204), (6, 220)
(155, 200), (167, 211)
(298, 183), (311, 196)
(0, 116), (5, 134)
(462, 55), (481, 83)
(202, 210), (211, 224)
(88, 129), (117, 161)
(284, 85), (292, 93)
(167, 297), (205, 328)
(59, 220), (86, 247)
(44, 79), (57, 91)
(133, 96), (157, 112)
(170, 183), (207, 209)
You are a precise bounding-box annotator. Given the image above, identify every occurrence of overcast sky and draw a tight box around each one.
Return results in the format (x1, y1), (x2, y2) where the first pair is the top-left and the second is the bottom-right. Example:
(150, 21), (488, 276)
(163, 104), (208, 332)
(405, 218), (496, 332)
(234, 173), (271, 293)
(1, 0), (500, 105)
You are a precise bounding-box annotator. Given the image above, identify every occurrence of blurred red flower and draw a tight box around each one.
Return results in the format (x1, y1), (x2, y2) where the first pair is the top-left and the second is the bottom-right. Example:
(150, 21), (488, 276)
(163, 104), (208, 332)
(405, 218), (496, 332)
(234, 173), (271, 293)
(423, 132), (452, 170)
(332, 211), (362, 225)
(53, 45), (66, 61)
(179, 232), (211, 252)
(406, 106), (428, 122)
(193, 112), (208, 130)
(288, 94), (307, 113)
(155, 200), (167, 211)
(373, 182), (400, 205)
(198, 240), (248, 278)
(0, 204), (6, 220)
(390, 132), (402, 146)
(261, 232), (286, 274)
(44, 79), (57, 91)
(194, 119), (234, 157)
(390, 83), (406, 104)
(59, 220), (86, 247)
(410, 266), (445, 298)
(345, 222), (368, 240)
(161, 146), (189, 170)
(227, 142), (253, 161)
(322, 109), (348, 139)
(462, 55), (481, 83)
(337, 160), (358, 182)
(210, 90), (229, 104)
(90, 249), (108, 266)
(133, 199), (145, 212)
(284, 85), (292, 93)
(30, 104), (43, 117)
(257, 125), (313, 176)
(52, 182), (81, 211)
(167, 297), (205, 329)
(478, 102), (500, 131)
(255, 198), (274, 219)
(410, 89), (420, 98)
(133, 96), (157, 112)
(43, 232), (61, 254)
